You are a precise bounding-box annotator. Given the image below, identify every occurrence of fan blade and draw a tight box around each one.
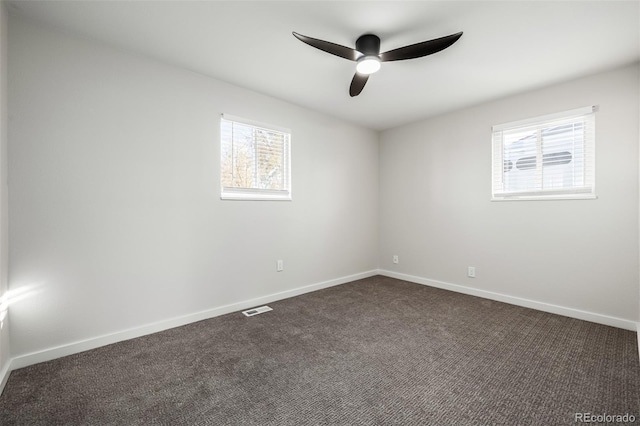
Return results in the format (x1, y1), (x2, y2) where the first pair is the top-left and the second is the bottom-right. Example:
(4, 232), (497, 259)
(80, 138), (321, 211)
(292, 32), (360, 61)
(349, 73), (369, 97)
(379, 31), (463, 62)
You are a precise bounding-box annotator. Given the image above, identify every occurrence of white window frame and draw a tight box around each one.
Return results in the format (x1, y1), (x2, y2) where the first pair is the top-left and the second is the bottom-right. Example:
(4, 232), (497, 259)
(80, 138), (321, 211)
(220, 114), (292, 201)
(491, 106), (596, 201)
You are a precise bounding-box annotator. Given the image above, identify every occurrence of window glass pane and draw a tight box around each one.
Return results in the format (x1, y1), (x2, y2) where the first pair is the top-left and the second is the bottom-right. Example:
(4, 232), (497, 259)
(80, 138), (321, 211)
(221, 120), (256, 189)
(541, 122), (584, 191)
(503, 128), (538, 193)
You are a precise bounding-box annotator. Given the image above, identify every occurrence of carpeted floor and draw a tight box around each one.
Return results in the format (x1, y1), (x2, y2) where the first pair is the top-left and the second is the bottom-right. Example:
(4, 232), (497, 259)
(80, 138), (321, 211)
(0, 275), (638, 425)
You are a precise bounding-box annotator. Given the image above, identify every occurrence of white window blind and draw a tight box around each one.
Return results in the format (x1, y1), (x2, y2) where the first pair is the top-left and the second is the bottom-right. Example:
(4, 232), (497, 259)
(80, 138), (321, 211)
(220, 114), (291, 201)
(491, 106), (596, 200)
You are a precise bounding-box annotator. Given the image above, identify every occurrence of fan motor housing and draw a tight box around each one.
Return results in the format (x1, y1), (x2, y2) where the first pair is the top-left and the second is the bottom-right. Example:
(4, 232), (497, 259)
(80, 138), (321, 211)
(356, 34), (381, 56)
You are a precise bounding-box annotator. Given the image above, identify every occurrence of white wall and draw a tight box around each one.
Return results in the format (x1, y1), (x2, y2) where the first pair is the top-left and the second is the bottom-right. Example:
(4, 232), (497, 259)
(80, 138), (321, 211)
(7, 16), (379, 359)
(380, 64), (640, 324)
(0, 1), (10, 386)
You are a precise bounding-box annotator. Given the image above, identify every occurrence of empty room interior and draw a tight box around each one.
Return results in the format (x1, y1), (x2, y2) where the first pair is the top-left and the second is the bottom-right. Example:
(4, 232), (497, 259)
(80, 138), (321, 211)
(0, 0), (639, 424)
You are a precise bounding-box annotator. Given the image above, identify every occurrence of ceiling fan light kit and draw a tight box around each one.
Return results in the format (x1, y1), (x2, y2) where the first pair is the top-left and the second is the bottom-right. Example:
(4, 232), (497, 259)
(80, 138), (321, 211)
(292, 30), (463, 97)
(356, 56), (381, 75)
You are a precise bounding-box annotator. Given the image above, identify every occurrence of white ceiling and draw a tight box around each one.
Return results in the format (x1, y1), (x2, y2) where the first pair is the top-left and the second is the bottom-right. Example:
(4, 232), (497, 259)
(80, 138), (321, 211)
(7, 0), (640, 131)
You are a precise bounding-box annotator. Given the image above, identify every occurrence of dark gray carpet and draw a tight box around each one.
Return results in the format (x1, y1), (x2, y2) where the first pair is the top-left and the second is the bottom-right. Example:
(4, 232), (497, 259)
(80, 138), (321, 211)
(0, 275), (638, 425)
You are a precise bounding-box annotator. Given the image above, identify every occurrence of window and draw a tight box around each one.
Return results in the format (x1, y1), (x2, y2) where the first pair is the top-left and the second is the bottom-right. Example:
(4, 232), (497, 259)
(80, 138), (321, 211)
(220, 114), (291, 201)
(491, 106), (596, 200)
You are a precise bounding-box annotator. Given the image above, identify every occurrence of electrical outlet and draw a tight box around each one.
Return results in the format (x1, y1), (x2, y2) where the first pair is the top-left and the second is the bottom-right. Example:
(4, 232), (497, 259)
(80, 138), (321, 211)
(467, 266), (476, 278)
(276, 260), (284, 272)
(393, 255), (399, 264)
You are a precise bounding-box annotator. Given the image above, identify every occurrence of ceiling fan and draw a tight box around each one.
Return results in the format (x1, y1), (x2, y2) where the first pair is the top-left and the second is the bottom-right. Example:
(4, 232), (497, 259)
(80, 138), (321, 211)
(292, 30), (463, 97)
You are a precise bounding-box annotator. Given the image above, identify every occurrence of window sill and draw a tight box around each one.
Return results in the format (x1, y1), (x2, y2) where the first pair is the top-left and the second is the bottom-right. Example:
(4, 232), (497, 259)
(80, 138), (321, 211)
(221, 196), (292, 201)
(491, 194), (597, 201)
(221, 188), (292, 201)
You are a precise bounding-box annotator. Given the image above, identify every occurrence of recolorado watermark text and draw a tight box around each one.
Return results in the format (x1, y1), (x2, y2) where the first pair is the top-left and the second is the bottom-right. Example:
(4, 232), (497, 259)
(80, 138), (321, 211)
(575, 412), (636, 423)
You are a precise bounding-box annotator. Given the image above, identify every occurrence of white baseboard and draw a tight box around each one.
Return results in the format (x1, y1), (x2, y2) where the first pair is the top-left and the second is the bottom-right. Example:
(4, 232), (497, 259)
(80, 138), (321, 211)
(637, 327), (640, 364)
(4, 269), (637, 382)
(9, 270), (378, 371)
(0, 358), (11, 396)
(378, 269), (638, 331)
